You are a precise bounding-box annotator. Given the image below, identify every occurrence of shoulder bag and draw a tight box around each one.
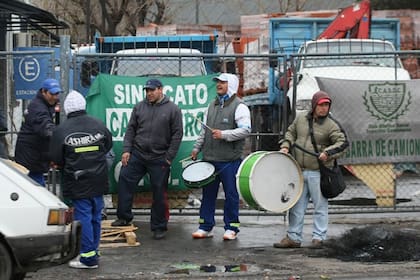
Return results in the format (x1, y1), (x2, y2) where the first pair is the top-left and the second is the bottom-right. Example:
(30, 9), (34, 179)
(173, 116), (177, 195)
(308, 118), (346, 199)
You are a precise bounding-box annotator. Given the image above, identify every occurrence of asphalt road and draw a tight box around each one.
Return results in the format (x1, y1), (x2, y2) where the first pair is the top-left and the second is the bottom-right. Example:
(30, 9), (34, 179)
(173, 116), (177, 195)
(25, 212), (420, 280)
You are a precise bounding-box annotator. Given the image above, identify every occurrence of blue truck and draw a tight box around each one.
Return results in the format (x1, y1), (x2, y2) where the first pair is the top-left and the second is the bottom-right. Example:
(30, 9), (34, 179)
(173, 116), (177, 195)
(76, 32), (219, 94)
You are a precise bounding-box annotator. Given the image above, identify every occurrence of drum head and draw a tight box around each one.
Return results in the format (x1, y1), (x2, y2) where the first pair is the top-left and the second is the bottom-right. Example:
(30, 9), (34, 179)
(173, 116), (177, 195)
(182, 161), (215, 187)
(237, 151), (303, 213)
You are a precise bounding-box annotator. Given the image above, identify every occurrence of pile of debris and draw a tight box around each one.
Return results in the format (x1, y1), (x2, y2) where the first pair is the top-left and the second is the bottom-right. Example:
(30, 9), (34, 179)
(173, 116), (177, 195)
(320, 225), (420, 262)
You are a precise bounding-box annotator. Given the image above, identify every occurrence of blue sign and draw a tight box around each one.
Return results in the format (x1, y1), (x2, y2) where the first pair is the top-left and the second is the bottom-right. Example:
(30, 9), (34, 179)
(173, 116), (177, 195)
(13, 47), (58, 100)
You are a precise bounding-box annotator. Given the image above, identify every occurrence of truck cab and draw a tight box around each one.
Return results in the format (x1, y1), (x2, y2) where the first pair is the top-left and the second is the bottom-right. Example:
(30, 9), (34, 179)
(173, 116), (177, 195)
(0, 159), (81, 280)
(289, 38), (411, 112)
(110, 48), (207, 77)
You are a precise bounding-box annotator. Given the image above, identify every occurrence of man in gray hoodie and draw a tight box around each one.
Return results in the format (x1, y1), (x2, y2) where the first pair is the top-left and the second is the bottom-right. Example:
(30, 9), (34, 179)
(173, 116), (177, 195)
(191, 73), (251, 241)
(111, 79), (183, 240)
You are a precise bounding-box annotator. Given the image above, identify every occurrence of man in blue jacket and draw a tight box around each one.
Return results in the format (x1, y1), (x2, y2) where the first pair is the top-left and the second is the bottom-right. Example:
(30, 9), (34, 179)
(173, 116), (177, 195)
(15, 78), (61, 186)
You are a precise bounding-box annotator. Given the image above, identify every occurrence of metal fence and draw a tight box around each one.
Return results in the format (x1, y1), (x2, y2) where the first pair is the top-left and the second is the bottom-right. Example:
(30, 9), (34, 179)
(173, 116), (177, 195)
(2, 46), (420, 214)
(278, 49), (420, 213)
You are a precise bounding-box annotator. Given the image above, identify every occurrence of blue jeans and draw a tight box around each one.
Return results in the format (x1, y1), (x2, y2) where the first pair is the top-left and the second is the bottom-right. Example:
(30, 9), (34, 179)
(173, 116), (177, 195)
(198, 160), (241, 233)
(73, 196), (103, 266)
(287, 170), (328, 243)
(116, 149), (170, 232)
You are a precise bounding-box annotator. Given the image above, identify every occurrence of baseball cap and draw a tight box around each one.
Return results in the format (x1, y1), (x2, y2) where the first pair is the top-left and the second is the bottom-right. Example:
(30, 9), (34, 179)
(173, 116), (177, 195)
(213, 73), (230, 82)
(144, 79), (163, 90)
(41, 78), (62, 95)
(317, 98), (331, 105)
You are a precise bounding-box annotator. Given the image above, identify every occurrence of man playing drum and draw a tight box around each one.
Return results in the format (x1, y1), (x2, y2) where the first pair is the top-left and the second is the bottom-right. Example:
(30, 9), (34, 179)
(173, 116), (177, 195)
(190, 73), (251, 241)
(275, 91), (348, 249)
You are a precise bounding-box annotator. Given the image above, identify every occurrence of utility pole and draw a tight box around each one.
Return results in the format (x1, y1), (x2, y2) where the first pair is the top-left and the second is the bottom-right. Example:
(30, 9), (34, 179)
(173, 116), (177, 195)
(85, 0), (91, 43)
(195, 0), (199, 24)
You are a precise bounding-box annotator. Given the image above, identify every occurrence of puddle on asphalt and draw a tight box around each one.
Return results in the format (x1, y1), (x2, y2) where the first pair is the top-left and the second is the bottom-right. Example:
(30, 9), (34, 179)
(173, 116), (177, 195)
(168, 263), (262, 275)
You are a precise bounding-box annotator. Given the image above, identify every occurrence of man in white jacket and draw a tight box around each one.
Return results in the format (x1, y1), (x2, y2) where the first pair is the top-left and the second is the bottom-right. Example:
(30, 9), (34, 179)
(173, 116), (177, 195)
(191, 73), (251, 241)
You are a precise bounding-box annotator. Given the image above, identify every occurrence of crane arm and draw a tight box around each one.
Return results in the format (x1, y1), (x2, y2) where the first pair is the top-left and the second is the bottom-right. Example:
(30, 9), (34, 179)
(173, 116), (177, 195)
(318, 0), (371, 39)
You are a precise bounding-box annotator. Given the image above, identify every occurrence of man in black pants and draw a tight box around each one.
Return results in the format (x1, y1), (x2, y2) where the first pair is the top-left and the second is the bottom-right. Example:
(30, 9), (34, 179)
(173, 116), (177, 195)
(111, 79), (183, 240)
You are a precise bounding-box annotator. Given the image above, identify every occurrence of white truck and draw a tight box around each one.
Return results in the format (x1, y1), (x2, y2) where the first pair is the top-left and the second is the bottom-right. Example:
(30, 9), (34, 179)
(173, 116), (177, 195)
(110, 48), (208, 77)
(0, 159), (81, 280)
(289, 38), (411, 112)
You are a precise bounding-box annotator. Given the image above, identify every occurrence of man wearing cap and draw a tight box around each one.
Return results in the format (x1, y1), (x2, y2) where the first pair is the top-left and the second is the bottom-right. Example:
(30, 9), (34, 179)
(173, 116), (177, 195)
(50, 90), (112, 269)
(15, 78), (62, 186)
(275, 91), (348, 249)
(111, 78), (183, 240)
(190, 73), (251, 241)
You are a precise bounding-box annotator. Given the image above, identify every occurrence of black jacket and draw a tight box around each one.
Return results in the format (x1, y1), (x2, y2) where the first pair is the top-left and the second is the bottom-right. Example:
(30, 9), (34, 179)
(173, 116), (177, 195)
(15, 91), (56, 172)
(50, 110), (113, 200)
(123, 95), (183, 162)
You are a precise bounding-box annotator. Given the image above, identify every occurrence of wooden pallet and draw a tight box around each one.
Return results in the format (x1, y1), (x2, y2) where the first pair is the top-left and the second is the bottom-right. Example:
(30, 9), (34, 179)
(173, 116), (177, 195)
(100, 220), (140, 248)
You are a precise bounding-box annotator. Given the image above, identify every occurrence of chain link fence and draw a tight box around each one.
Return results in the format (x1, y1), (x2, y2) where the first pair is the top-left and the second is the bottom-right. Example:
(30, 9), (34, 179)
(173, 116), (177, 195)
(2, 44), (420, 214)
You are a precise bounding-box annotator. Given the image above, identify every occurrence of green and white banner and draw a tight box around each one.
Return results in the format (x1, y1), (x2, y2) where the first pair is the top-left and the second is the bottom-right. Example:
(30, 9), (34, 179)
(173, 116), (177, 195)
(86, 73), (217, 193)
(316, 77), (420, 164)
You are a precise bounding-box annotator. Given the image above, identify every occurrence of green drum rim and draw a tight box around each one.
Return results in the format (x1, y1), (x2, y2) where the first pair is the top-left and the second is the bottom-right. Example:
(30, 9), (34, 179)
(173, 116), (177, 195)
(184, 174), (216, 189)
(237, 151), (265, 210)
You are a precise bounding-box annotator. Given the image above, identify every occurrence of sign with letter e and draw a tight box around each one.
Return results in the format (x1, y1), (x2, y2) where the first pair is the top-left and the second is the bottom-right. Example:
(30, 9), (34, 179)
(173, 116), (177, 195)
(13, 47), (57, 100)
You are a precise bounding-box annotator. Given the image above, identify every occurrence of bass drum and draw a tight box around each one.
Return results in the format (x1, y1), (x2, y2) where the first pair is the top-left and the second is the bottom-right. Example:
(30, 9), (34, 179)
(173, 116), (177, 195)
(236, 151), (303, 213)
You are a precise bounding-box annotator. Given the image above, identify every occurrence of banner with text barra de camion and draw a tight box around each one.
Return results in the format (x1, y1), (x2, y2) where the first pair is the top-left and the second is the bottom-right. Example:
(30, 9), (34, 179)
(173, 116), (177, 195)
(316, 77), (420, 165)
(86, 73), (218, 193)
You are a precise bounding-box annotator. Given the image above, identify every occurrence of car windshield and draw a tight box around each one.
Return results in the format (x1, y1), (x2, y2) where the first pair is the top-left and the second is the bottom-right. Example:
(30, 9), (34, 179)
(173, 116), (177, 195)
(111, 56), (205, 77)
(302, 41), (402, 68)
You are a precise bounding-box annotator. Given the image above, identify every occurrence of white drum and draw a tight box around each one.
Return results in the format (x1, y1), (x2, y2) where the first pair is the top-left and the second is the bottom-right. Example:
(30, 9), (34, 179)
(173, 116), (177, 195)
(236, 151), (304, 213)
(182, 161), (216, 188)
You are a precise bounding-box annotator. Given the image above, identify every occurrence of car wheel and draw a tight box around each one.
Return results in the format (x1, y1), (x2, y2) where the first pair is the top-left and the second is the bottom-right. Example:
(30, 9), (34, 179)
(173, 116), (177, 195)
(0, 242), (13, 280)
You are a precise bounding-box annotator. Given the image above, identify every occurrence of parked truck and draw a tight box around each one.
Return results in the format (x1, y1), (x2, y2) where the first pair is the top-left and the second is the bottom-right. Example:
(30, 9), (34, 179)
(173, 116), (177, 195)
(268, 16), (405, 112)
(77, 32), (219, 92)
(76, 33), (221, 208)
(264, 0), (414, 207)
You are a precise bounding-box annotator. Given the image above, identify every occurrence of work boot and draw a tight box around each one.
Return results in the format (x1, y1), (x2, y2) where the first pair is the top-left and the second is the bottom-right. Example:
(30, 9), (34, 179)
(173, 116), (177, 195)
(153, 229), (166, 240)
(111, 219), (132, 227)
(308, 239), (323, 249)
(273, 236), (301, 248)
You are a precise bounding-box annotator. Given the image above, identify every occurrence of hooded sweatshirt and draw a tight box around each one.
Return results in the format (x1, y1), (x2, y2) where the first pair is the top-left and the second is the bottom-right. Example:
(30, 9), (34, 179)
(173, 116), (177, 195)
(280, 91), (348, 170)
(194, 73), (251, 161)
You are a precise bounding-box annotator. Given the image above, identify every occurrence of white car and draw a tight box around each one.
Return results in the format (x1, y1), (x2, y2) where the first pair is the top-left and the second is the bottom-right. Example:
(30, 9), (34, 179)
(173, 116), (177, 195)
(0, 159), (81, 280)
(288, 39), (411, 112)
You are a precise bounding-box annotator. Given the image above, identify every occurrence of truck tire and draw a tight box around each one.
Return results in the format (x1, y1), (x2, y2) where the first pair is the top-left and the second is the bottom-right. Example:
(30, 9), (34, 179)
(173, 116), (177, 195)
(0, 242), (12, 280)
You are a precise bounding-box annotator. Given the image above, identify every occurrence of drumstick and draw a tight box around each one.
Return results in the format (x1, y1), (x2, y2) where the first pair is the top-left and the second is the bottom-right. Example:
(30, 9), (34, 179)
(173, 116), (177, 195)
(179, 156), (193, 162)
(189, 113), (213, 131)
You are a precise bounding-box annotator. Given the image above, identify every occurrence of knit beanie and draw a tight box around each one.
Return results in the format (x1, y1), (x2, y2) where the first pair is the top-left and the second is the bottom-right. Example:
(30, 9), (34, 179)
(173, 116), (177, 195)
(64, 90), (86, 116)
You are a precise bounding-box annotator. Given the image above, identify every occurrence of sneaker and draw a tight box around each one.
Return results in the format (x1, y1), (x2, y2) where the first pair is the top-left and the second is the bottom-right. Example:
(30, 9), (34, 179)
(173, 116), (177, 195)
(111, 219), (132, 226)
(273, 236), (301, 248)
(223, 230), (237, 241)
(308, 239), (323, 249)
(192, 229), (213, 239)
(68, 260), (98, 269)
(153, 229), (166, 240)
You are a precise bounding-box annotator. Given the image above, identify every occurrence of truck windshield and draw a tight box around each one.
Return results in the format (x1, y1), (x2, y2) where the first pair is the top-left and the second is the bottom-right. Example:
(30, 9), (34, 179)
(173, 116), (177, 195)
(302, 41), (402, 68)
(111, 56), (206, 77)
